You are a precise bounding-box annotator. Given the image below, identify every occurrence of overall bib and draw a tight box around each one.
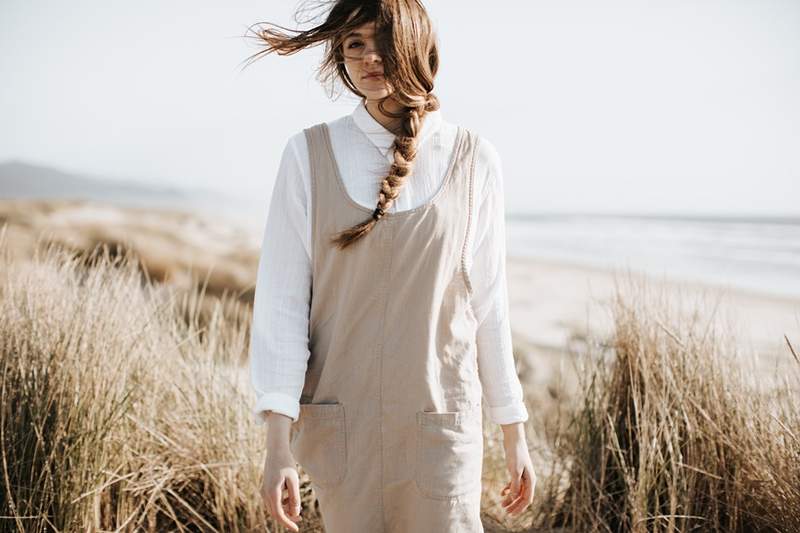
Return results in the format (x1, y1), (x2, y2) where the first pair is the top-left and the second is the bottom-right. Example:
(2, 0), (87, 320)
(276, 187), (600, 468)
(290, 121), (485, 533)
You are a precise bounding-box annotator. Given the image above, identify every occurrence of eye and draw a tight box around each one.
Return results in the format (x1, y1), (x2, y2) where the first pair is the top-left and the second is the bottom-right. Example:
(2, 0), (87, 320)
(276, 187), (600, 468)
(347, 40), (363, 49)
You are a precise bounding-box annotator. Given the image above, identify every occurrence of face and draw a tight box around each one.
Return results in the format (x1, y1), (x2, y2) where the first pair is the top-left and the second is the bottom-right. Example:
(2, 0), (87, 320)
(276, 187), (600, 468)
(341, 21), (393, 101)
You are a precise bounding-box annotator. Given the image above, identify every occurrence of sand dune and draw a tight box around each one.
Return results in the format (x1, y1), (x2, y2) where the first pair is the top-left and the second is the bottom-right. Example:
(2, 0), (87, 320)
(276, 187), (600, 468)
(0, 199), (261, 302)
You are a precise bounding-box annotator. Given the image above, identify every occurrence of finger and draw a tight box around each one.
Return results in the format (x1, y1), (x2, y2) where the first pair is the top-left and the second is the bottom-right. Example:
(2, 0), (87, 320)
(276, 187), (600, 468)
(262, 482), (276, 519)
(271, 479), (299, 532)
(283, 474), (303, 522)
(501, 468), (523, 507)
(510, 466), (522, 496)
(502, 491), (521, 509)
(501, 484), (517, 504)
(506, 489), (528, 515)
(281, 495), (303, 523)
(502, 468), (527, 506)
(506, 468), (533, 515)
(501, 491), (518, 507)
(502, 478), (520, 506)
(506, 484), (528, 514)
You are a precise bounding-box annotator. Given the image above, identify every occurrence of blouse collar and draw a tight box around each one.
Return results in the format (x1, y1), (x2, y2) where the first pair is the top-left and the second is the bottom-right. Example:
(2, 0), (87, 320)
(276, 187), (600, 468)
(351, 97), (443, 159)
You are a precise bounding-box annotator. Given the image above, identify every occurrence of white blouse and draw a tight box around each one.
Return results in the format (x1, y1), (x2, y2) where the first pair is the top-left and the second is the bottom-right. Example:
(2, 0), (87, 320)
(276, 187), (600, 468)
(249, 98), (529, 426)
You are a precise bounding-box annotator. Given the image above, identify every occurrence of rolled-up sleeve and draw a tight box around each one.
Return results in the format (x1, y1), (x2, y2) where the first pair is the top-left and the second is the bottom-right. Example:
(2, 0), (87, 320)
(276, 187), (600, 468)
(249, 133), (311, 425)
(470, 139), (529, 425)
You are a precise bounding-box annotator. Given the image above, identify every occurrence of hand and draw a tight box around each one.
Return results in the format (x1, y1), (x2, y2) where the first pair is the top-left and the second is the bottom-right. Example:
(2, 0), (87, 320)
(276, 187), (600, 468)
(260, 449), (303, 531)
(499, 423), (536, 516)
(259, 411), (303, 532)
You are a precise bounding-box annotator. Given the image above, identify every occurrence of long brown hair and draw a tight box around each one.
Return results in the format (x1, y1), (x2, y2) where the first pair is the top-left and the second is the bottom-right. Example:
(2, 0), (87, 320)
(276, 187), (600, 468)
(242, 0), (440, 249)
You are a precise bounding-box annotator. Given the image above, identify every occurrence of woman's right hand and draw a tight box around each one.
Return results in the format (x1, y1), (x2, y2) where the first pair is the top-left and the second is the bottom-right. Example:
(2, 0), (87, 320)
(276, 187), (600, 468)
(259, 412), (303, 532)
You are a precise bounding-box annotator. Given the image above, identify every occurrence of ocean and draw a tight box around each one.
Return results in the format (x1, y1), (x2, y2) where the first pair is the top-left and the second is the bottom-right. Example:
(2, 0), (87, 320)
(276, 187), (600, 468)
(506, 213), (800, 300)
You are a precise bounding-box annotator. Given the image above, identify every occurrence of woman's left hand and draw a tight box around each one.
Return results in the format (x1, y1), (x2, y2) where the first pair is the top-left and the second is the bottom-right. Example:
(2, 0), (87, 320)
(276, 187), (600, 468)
(499, 423), (536, 516)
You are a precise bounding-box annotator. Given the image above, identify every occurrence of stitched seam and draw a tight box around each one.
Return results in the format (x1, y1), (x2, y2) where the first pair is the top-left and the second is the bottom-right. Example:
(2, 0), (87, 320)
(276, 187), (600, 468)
(304, 126), (318, 268)
(377, 224), (394, 533)
(415, 414), (424, 495)
(337, 407), (347, 484)
(460, 132), (480, 297)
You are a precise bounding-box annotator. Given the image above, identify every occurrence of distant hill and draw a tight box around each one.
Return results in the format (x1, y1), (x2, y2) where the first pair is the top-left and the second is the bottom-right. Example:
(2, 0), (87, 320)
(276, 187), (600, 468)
(0, 159), (252, 219)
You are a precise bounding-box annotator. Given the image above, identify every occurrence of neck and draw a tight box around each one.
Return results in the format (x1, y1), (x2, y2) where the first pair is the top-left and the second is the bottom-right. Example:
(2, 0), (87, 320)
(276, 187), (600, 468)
(364, 96), (407, 136)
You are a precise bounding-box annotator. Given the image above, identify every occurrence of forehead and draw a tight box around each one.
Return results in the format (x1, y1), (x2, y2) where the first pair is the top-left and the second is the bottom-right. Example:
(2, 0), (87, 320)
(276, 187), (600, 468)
(344, 21), (377, 38)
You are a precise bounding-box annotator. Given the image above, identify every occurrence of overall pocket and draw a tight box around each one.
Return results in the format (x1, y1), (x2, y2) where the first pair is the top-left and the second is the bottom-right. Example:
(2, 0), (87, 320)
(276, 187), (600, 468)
(414, 407), (484, 500)
(290, 402), (347, 489)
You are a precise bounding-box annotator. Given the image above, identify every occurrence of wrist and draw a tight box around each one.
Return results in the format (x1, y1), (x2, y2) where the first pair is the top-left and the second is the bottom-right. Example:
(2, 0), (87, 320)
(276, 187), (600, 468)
(264, 411), (295, 449)
(500, 421), (526, 445)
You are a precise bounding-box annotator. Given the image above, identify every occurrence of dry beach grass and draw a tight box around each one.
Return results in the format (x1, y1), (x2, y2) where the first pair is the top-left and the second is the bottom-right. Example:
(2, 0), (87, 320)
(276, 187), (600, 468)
(1, 200), (798, 532)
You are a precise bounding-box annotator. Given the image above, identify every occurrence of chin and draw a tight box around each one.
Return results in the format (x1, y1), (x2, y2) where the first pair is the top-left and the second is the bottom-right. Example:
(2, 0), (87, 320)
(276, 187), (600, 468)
(358, 84), (393, 100)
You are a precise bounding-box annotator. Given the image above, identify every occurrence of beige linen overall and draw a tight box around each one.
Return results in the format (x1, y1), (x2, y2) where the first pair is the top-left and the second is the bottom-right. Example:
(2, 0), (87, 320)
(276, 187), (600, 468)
(289, 121), (485, 532)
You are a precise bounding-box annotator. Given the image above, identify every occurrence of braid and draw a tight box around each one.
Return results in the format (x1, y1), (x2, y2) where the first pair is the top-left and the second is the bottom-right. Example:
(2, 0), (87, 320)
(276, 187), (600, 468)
(330, 94), (440, 249)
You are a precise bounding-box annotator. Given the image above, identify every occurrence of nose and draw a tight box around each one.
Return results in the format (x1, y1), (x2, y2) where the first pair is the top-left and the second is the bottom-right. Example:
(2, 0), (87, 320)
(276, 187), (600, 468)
(362, 45), (381, 63)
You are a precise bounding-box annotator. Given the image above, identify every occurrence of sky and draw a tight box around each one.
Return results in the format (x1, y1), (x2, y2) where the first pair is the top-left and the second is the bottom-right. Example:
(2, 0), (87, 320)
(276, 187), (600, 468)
(1, 0), (798, 218)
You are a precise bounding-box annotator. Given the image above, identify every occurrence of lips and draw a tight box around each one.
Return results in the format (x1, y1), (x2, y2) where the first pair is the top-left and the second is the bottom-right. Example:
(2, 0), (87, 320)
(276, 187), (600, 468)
(363, 73), (383, 79)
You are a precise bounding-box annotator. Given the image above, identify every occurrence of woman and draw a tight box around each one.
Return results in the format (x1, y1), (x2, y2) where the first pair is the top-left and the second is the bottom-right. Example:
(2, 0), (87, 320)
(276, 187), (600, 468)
(246, 1), (535, 531)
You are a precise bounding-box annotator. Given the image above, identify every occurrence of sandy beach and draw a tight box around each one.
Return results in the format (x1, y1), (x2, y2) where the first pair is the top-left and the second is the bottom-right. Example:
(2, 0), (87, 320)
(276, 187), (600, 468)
(506, 254), (800, 411)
